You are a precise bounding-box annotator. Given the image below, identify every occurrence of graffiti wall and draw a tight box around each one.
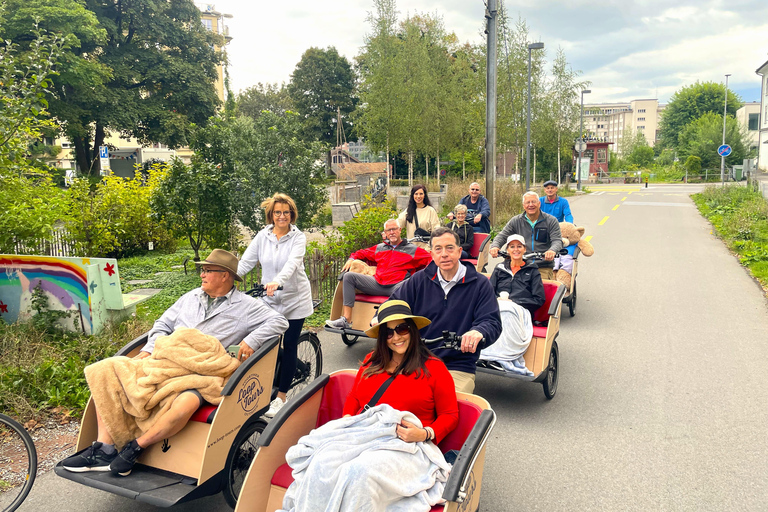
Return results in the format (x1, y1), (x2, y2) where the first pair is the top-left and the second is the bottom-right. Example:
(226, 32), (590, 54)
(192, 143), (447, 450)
(0, 255), (124, 334)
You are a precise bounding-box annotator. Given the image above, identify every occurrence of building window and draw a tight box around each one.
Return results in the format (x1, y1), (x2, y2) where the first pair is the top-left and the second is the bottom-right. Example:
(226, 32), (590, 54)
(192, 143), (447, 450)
(201, 19), (213, 31)
(597, 148), (607, 163)
(638, 109), (646, 113)
(637, 126), (645, 130)
(748, 113), (759, 131)
(637, 117), (645, 121)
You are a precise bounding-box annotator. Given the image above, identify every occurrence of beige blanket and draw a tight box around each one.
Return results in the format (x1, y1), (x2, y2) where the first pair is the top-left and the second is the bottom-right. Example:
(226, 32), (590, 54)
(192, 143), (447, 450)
(84, 328), (241, 448)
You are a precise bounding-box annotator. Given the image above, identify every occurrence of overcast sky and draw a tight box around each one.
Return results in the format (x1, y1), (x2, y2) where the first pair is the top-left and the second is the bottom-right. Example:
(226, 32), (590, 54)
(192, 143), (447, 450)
(206, 0), (767, 105)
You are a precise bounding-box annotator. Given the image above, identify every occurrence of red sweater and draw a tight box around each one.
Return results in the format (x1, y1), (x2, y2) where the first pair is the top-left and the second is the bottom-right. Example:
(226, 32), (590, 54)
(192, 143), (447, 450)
(342, 355), (459, 443)
(350, 241), (432, 286)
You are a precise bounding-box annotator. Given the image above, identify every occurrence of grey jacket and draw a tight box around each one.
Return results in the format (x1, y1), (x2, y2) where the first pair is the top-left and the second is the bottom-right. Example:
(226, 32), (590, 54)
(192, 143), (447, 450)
(491, 211), (563, 269)
(142, 287), (289, 353)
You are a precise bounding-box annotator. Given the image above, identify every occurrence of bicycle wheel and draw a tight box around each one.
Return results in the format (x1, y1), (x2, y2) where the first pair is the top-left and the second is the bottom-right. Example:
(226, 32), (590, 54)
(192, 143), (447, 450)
(286, 332), (322, 401)
(222, 418), (267, 508)
(0, 414), (37, 512)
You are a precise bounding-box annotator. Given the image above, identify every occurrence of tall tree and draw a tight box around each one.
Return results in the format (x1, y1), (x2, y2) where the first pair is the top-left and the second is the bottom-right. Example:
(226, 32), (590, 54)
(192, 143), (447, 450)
(4, 0), (223, 176)
(238, 82), (293, 119)
(288, 47), (357, 145)
(658, 81), (742, 151)
(676, 112), (751, 169)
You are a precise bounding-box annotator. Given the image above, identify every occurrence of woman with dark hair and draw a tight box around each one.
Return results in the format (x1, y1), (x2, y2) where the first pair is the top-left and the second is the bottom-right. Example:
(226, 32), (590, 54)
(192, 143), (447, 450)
(343, 300), (459, 443)
(279, 300), (458, 511)
(237, 193), (313, 419)
(397, 184), (440, 248)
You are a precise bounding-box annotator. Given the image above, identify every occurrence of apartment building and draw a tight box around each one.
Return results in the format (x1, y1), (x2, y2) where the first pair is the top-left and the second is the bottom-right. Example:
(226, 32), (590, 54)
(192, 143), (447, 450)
(198, 3), (233, 104)
(582, 99), (665, 155)
(736, 102), (761, 155)
(756, 59), (768, 172)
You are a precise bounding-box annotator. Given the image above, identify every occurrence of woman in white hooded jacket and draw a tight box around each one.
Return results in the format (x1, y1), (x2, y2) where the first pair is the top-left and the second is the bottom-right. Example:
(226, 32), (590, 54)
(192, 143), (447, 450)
(238, 193), (314, 418)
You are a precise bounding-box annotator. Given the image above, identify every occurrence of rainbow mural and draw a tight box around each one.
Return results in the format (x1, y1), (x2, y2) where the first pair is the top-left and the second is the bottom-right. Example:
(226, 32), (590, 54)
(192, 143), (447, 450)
(0, 255), (124, 334)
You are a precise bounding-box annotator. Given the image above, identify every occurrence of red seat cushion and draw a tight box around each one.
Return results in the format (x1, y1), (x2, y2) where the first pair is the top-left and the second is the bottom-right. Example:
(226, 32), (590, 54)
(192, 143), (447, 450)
(437, 400), (483, 453)
(462, 258), (478, 266)
(533, 282), (560, 324)
(190, 404), (217, 424)
(532, 325), (548, 339)
(271, 462), (294, 488)
(355, 294), (388, 304)
(468, 233), (489, 259)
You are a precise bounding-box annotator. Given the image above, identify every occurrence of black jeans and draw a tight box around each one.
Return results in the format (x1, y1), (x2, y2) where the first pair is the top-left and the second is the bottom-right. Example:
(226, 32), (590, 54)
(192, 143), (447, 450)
(278, 318), (306, 394)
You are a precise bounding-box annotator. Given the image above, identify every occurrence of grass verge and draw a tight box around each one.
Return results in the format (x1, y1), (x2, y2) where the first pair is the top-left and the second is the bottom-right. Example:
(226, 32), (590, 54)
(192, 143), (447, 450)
(692, 184), (768, 290)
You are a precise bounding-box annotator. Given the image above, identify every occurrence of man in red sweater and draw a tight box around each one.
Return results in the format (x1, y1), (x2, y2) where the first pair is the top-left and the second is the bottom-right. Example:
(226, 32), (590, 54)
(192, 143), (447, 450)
(326, 219), (432, 330)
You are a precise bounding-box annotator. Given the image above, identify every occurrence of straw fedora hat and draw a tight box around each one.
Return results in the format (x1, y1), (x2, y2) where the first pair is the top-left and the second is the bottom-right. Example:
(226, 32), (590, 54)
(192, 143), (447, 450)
(364, 300), (431, 338)
(194, 249), (243, 282)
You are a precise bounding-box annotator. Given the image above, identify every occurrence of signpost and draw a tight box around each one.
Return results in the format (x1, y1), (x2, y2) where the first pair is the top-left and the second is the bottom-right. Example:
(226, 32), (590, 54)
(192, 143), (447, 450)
(99, 146), (110, 175)
(717, 144), (732, 157)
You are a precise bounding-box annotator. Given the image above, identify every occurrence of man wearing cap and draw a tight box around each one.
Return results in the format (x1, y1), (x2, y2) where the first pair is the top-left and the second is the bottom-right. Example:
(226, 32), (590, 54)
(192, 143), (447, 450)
(446, 182), (491, 233)
(62, 249), (288, 476)
(391, 227), (501, 393)
(489, 191), (563, 281)
(539, 180), (573, 223)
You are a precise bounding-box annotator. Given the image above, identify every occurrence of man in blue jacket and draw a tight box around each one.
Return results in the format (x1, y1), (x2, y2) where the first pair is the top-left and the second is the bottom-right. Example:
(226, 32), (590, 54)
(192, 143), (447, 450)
(539, 180), (573, 223)
(392, 227), (501, 393)
(447, 182), (491, 233)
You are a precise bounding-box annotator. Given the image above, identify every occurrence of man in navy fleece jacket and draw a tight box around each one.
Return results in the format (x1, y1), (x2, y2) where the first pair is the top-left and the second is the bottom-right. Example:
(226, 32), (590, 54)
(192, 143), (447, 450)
(392, 227), (501, 393)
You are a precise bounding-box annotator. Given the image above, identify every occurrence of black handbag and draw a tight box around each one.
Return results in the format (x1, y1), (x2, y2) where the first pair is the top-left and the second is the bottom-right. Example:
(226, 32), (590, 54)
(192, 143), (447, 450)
(413, 213), (431, 238)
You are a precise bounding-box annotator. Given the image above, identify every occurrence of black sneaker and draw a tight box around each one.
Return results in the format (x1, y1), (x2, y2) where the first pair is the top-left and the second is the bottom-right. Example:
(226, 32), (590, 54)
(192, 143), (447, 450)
(110, 440), (144, 476)
(61, 442), (117, 472)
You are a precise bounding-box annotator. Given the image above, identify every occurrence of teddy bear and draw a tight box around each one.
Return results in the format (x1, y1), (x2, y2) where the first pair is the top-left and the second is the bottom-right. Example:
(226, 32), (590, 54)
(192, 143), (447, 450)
(555, 222), (594, 290)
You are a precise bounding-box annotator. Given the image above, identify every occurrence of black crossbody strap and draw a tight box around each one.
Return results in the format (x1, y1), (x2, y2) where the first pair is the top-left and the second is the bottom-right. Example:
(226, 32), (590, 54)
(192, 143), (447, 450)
(414, 211), (420, 229)
(362, 366), (402, 412)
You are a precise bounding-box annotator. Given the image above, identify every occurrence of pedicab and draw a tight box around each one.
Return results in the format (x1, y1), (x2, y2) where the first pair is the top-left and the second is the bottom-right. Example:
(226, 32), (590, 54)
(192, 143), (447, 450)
(560, 246), (581, 317)
(233, 369), (496, 512)
(477, 250), (567, 399)
(325, 235), (489, 347)
(54, 285), (322, 508)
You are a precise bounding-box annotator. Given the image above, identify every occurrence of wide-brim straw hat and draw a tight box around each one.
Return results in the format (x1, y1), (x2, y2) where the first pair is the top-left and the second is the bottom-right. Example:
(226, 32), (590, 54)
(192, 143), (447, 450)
(194, 249), (243, 282)
(364, 299), (431, 338)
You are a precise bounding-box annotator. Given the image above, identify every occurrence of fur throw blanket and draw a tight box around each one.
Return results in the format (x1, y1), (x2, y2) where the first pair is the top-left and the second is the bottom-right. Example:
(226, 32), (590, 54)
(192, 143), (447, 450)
(84, 328), (240, 448)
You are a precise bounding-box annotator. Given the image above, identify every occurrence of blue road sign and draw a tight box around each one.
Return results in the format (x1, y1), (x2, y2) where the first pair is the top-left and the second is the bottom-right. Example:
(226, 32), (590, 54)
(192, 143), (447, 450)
(717, 144), (732, 157)
(99, 146), (109, 159)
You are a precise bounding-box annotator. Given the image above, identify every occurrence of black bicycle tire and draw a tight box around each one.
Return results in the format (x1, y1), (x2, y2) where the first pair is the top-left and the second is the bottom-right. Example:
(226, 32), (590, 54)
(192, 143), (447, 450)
(0, 413), (37, 512)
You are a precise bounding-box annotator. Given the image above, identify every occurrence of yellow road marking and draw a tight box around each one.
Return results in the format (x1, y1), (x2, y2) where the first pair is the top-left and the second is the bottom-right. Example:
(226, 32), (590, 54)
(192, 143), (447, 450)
(584, 235), (592, 243)
(621, 196), (627, 201)
(598, 216), (609, 226)
(612, 204), (620, 211)
(628, 191), (634, 195)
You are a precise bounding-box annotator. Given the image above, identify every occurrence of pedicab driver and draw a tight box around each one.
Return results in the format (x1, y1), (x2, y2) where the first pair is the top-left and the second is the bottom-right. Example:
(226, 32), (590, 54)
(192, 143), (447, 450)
(391, 227), (502, 393)
(490, 191), (563, 281)
(325, 219), (431, 331)
(62, 249), (289, 476)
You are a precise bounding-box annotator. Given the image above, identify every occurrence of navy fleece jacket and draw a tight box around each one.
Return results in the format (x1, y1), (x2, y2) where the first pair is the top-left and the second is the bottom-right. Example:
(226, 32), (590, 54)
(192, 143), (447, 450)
(392, 261), (501, 374)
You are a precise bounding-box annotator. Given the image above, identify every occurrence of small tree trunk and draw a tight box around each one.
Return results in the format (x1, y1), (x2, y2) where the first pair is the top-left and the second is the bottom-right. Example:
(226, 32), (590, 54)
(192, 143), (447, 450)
(386, 133), (390, 195)
(462, 153), (466, 181)
(437, 143), (440, 190)
(425, 154), (429, 185)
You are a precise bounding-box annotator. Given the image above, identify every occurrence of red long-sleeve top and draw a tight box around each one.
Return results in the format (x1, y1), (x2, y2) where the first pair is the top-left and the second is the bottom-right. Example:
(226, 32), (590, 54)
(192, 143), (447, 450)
(342, 355), (459, 444)
(350, 241), (432, 286)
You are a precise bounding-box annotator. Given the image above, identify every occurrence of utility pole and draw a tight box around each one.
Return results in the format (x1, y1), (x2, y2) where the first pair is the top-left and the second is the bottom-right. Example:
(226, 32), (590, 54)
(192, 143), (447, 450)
(526, 42), (544, 191)
(485, 0), (497, 226)
(721, 74), (730, 185)
(577, 89), (591, 191)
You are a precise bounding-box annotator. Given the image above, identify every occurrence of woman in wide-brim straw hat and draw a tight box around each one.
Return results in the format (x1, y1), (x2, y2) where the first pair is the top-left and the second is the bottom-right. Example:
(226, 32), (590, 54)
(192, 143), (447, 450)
(343, 299), (458, 444)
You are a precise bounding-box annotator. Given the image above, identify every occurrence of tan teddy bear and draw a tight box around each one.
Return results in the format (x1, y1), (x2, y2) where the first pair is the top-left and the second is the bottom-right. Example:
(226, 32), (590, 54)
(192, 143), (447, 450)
(556, 222), (594, 290)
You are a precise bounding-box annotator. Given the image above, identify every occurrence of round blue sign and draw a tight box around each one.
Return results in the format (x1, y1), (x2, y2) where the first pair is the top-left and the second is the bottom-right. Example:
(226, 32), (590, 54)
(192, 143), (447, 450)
(717, 144), (732, 157)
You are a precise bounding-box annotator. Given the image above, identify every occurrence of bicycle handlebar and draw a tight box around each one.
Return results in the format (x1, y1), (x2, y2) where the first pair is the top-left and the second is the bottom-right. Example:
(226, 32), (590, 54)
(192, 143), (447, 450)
(245, 284), (284, 297)
(497, 248), (568, 260)
(423, 331), (487, 351)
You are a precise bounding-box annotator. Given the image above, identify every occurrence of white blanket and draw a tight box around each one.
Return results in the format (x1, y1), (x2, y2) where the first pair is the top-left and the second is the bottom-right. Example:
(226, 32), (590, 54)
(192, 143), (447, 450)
(480, 299), (534, 376)
(279, 404), (451, 512)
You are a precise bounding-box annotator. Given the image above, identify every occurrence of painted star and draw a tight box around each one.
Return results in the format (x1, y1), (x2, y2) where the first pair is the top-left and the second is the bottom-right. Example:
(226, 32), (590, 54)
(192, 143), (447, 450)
(0, 301), (7, 314)
(104, 263), (116, 276)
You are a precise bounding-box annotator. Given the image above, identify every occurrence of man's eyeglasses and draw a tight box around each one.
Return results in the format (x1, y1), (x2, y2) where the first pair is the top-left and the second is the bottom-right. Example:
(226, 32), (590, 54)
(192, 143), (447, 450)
(200, 268), (228, 275)
(386, 323), (410, 339)
(273, 211), (292, 217)
(384, 227), (399, 233)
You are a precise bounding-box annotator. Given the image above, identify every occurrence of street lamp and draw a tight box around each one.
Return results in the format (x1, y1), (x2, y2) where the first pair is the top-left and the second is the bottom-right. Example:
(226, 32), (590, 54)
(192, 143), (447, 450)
(721, 74), (731, 184)
(526, 41), (544, 191)
(577, 89), (591, 191)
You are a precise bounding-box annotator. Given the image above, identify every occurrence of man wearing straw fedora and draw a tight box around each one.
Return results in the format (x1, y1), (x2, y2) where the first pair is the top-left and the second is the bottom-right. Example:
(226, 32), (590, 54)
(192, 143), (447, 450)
(62, 249), (288, 476)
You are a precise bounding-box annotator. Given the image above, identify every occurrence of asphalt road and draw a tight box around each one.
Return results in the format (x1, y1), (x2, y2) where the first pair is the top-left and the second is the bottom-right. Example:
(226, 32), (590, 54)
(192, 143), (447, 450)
(5, 183), (768, 511)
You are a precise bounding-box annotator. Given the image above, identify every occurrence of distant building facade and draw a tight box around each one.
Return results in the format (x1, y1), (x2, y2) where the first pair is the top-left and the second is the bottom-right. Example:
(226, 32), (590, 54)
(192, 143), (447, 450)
(755, 59), (768, 171)
(736, 102), (761, 156)
(582, 99), (665, 155)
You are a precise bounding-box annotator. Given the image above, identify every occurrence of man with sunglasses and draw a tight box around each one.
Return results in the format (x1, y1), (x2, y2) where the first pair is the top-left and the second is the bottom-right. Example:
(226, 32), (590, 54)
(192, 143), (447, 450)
(326, 219), (431, 330)
(62, 249), (288, 476)
(391, 227), (501, 393)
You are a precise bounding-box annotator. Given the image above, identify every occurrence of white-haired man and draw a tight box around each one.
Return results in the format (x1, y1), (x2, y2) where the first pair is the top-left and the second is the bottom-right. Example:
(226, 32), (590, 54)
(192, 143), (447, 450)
(490, 191), (563, 280)
(447, 182), (491, 233)
(326, 219), (432, 330)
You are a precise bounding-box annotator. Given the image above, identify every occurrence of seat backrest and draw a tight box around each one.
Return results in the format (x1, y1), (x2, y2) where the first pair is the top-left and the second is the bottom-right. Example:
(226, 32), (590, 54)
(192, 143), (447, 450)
(437, 400), (484, 454)
(316, 372), (356, 428)
(469, 233), (489, 258)
(533, 281), (560, 324)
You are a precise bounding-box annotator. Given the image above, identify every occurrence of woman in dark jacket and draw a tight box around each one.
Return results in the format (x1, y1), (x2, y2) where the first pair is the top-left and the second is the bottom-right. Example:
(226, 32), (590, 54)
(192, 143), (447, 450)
(489, 234), (545, 316)
(447, 204), (474, 259)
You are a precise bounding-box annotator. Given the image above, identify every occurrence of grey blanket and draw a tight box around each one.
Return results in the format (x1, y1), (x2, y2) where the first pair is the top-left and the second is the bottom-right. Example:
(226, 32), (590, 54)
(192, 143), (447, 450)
(279, 404), (451, 512)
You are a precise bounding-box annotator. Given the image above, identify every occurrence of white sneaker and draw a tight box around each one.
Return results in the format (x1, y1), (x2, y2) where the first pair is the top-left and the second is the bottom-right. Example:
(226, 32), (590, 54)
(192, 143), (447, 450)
(264, 397), (286, 419)
(325, 316), (351, 329)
